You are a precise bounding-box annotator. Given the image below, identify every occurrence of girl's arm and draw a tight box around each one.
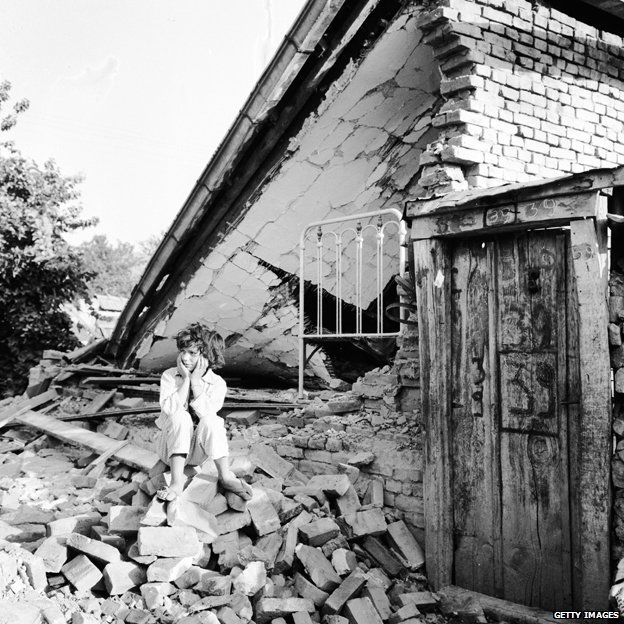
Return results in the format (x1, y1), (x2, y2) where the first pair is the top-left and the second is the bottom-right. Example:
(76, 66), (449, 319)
(160, 357), (191, 416)
(190, 374), (227, 421)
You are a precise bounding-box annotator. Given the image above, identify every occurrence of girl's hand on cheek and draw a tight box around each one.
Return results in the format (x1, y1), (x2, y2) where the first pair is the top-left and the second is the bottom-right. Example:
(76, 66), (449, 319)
(177, 354), (191, 379)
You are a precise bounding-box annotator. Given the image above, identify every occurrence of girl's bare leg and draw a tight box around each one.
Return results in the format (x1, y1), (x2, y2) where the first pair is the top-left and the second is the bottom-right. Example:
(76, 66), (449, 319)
(214, 456), (252, 500)
(169, 453), (187, 495)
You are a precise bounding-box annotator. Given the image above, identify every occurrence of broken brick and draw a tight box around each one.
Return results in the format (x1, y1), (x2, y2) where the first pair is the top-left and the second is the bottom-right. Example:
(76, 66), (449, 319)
(247, 489), (281, 536)
(103, 561), (147, 595)
(323, 570), (367, 615)
(294, 572), (330, 607)
(255, 598), (315, 624)
(137, 526), (200, 558)
(331, 548), (357, 576)
(344, 597), (384, 624)
(35, 537), (68, 573)
(307, 474), (351, 497)
(66, 532), (121, 565)
(343, 508), (387, 538)
(299, 518), (340, 547)
(295, 544), (341, 592)
(363, 583), (392, 620)
(147, 557), (194, 583)
(62, 555), (102, 592)
(107, 505), (145, 534)
(387, 521), (425, 570)
(362, 537), (406, 577)
(232, 560), (267, 595)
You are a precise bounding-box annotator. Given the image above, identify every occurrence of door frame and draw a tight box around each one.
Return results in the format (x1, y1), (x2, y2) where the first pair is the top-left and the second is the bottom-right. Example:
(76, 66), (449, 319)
(411, 189), (611, 609)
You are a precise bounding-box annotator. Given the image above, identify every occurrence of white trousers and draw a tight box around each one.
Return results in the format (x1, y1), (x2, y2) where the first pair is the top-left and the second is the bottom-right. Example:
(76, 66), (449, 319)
(156, 409), (229, 466)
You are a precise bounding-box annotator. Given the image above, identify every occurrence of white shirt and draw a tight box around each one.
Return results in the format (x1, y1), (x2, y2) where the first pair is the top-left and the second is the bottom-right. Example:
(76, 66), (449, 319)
(156, 366), (227, 428)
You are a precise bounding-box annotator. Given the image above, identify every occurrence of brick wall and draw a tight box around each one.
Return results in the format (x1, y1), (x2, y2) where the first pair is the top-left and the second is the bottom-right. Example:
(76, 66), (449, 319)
(416, 0), (624, 194)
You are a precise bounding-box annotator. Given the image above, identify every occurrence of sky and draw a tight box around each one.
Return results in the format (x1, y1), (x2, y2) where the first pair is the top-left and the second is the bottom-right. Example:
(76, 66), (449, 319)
(1, 0), (307, 244)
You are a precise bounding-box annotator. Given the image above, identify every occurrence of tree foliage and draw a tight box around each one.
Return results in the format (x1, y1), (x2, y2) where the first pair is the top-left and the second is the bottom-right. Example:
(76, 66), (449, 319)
(79, 233), (162, 298)
(0, 81), (94, 396)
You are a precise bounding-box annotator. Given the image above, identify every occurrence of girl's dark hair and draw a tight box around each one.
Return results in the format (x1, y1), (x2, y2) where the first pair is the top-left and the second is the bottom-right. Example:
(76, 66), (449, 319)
(176, 323), (225, 369)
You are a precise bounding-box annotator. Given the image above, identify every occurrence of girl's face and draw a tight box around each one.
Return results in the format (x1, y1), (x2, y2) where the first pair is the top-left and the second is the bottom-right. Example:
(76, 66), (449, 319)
(180, 344), (201, 371)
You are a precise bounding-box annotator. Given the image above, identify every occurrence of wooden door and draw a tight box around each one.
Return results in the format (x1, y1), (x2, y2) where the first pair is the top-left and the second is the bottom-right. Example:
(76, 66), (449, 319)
(450, 230), (573, 609)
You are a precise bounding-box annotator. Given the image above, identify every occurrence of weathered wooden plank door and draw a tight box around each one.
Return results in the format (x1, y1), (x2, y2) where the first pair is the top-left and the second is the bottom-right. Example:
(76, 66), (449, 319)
(450, 230), (573, 609)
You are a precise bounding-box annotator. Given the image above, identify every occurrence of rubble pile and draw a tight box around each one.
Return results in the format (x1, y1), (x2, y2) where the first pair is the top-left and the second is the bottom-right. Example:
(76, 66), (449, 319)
(0, 421), (443, 624)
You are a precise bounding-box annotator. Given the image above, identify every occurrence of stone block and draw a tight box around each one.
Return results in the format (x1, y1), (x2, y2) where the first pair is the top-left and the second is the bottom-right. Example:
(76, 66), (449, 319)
(255, 598), (315, 624)
(103, 561), (147, 595)
(293, 613), (314, 624)
(273, 511), (313, 573)
(343, 508), (387, 537)
(196, 573), (232, 596)
(232, 560), (267, 595)
(294, 572), (330, 607)
(168, 499), (219, 541)
(347, 453), (375, 467)
(322, 535), (350, 558)
(299, 518), (341, 546)
(324, 570), (367, 615)
(295, 544), (341, 592)
(97, 421), (129, 440)
(192, 542), (212, 567)
(610, 323), (623, 347)
(182, 470), (219, 508)
(141, 582), (175, 610)
(326, 399), (361, 414)
(141, 497), (168, 527)
(250, 444), (296, 480)
(344, 597), (384, 624)
(66, 532), (121, 564)
(387, 520), (425, 570)
(226, 410), (260, 426)
(225, 492), (247, 512)
(116, 397), (144, 409)
(362, 537), (406, 577)
(396, 591), (438, 610)
(174, 565), (203, 589)
(47, 512), (102, 537)
(364, 479), (384, 508)
(146, 557), (194, 583)
(363, 584), (392, 620)
(137, 526), (200, 558)
(72, 614), (98, 624)
(255, 532), (283, 570)
(279, 498), (303, 523)
(337, 463), (360, 484)
(107, 506), (145, 534)
(331, 548), (357, 576)
(247, 489), (281, 536)
(307, 475), (351, 497)
(336, 486), (361, 516)
(204, 494), (228, 516)
(21, 551), (47, 591)
(216, 510), (251, 535)
(62, 555), (102, 592)
(616, 369), (624, 395)
(35, 537), (68, 573)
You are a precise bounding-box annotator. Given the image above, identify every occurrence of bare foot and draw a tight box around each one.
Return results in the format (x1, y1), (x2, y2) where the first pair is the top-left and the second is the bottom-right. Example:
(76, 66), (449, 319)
(156, 482), (184, 502)
(220, 473), (252, 500)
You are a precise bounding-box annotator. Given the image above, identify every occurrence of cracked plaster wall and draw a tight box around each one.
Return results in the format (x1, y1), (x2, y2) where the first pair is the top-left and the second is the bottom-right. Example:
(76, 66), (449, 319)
(137, 1), (441, 380)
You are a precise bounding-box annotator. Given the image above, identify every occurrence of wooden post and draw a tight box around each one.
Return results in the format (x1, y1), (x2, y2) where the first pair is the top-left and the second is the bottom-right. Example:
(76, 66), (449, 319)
(413, 238), (453, 589)
(569, 217), (611, 609)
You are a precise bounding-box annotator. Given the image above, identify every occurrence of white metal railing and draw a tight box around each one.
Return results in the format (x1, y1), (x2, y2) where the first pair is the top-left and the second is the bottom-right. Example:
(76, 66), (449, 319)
(298, 208), (406, 396)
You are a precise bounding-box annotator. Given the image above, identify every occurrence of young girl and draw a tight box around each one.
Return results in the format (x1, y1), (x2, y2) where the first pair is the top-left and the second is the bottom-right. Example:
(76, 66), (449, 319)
(154, 323), (252, 502)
